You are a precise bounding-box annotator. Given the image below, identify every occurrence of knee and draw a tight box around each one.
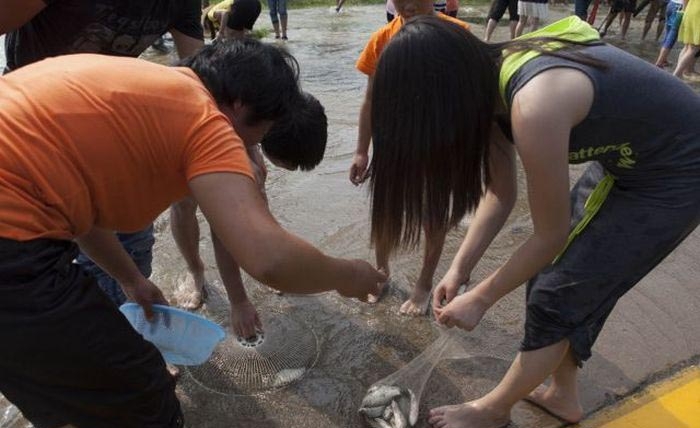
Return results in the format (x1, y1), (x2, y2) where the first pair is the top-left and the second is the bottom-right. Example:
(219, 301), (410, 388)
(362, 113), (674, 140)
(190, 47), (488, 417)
(525, 285), (578, 329)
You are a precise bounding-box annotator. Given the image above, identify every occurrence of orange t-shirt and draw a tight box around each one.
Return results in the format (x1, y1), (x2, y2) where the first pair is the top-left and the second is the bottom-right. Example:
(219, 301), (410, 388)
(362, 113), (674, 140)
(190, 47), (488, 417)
(356, 13), (470, 76)
(0, 54), (253, 241)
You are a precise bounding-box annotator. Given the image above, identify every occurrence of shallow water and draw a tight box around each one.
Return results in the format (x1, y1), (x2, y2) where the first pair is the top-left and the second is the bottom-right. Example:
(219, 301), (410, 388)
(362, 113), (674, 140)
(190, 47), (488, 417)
(1, 5), (698, 427)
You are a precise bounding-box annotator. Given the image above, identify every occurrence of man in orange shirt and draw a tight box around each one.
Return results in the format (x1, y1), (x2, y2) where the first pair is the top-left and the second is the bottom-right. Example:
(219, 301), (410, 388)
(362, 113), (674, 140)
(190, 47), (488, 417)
(348, 0), (470, 315)
(0, 39), (384, 428)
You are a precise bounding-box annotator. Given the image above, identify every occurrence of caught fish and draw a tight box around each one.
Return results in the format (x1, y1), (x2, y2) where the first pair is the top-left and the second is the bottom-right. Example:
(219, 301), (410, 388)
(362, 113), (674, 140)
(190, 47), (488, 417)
(358, 384), (419, 428)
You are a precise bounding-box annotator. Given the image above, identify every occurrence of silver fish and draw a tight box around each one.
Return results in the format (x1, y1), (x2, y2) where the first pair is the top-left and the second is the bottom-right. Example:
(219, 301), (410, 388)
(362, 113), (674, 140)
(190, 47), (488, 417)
(358, 405), (385, 419)
(406, 388), (418, 426)
(361, 385), (403, 408)
(359, 385), (419, 428)
(390, 399), (408, 428)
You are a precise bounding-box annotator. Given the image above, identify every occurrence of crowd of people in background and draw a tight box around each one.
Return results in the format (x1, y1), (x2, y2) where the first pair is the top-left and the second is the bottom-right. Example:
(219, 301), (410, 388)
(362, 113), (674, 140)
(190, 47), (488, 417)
(480, 0), (700, 81)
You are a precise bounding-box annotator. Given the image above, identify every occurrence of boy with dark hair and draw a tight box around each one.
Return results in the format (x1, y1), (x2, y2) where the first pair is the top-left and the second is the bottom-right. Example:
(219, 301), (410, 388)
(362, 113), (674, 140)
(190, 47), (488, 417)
(176, 91), (329, 337)
(261, 92), (328, 171)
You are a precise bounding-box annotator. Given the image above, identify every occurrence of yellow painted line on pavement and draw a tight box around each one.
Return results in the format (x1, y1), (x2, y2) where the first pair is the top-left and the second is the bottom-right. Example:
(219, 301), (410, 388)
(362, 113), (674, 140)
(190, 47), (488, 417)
(581, 365), (700, 428)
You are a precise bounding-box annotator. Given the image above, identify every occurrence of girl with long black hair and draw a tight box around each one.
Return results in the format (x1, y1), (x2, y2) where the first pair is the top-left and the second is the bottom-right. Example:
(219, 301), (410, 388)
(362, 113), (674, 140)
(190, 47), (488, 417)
(370, 15), (700, 427)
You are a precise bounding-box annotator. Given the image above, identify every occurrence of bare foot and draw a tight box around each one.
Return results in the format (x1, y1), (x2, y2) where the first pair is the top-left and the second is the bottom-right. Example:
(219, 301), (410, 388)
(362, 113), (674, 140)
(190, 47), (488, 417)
(524, 384), (583, 424)
(428, 400), (510, 428)
(174, 272), (208, 310)
(399, 284), (431, 316)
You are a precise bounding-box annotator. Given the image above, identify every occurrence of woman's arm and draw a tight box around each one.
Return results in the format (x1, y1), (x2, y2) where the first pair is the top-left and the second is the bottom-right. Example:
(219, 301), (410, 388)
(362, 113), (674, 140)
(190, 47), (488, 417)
(436, 67), (594, 329)
(189, 172), (386, 299)
(432, 123), (518, 306)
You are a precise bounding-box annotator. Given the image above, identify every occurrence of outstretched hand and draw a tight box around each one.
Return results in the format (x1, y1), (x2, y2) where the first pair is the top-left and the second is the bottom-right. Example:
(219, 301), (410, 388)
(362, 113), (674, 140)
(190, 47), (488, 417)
(336, 259), (386, 301)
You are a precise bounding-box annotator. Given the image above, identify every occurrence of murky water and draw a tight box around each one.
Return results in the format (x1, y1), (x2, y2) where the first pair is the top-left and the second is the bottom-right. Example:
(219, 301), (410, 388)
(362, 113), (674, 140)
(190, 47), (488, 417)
(1, 4), (698, 427)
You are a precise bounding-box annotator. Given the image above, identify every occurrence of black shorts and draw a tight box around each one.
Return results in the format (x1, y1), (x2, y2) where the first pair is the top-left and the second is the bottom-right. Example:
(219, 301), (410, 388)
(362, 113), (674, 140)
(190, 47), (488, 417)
(227, 0), (262, 31)
(488, 0), (520, 21)
(0, 239), (182, 428)
(521, 163), (700, 365)
(612, 0), (636, 13)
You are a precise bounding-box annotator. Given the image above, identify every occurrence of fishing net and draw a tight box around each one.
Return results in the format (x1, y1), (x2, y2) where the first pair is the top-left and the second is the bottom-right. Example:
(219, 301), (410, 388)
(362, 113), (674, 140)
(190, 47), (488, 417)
(186, 310), (319, 396)
(359, 325), (510, 428)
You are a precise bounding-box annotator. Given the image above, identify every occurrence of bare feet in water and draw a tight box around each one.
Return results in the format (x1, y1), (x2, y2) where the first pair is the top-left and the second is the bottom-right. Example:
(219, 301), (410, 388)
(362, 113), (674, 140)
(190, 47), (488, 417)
(175, 272), (208, 310)
(428, 400), (510, 428)
(524, 384), (583, 424)
(399, 280), (431, 316)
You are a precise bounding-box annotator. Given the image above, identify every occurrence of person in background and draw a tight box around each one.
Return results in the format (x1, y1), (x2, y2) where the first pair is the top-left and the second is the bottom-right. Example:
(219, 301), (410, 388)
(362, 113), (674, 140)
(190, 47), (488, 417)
(654, 0), (684, 67)
(574, 0), (592, 19)
(0, 39), (384, 428)
(367, 16), (699, 428)
(598, 0), (637, 38)
(349, 0), (470, 315)
(446, 0), (460, 17)
(203, 0), (262, 40)
(515, 0), (548, 36)
(268, 0), (289, 39)
(641, 0), (668, 40)
(484, 0), (519, 41)
(673, 0), (700, 80)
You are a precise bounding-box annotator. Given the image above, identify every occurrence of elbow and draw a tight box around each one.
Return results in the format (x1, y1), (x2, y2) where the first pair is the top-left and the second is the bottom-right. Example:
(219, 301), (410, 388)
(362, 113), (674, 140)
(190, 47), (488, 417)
(532, 225), (570, 261)
(545, 229), (570, 260)
(241, 248), (285, 287)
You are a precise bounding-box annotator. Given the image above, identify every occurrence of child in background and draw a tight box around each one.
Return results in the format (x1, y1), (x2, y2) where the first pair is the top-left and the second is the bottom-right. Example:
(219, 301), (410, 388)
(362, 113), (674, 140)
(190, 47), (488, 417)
(484, 0), (519, 40)
(655, 0), (684, 67)
(349, 0), (470, 315)
(515, 0), (548, 36)
(204, 0), (262, 40)
(268, 0), (289, 39)
(598, 0), (637, 38)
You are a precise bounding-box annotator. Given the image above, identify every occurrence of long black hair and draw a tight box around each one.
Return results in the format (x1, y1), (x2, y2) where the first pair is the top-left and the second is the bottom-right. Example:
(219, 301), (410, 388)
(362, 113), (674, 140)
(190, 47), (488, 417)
(369, 15), (605, 253)
(370, 16), (497, 252)
(179, 38), (300, 124)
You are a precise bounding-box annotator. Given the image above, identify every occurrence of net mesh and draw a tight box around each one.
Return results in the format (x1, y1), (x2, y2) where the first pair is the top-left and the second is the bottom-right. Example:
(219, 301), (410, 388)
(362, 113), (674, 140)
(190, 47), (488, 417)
(187, 311), (319, 395)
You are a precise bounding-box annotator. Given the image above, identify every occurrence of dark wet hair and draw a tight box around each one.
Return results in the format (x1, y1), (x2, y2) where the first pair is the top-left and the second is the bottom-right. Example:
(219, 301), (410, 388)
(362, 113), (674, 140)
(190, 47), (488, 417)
(179, 38), (300, 124)
(369, 15), (604, 253)
(260, 92), (328, 171)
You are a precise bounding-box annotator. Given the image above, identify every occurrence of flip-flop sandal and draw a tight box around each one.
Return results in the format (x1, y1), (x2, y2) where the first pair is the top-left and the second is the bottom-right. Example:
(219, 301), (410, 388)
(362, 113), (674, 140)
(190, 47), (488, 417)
(522, 396), (582, 425)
